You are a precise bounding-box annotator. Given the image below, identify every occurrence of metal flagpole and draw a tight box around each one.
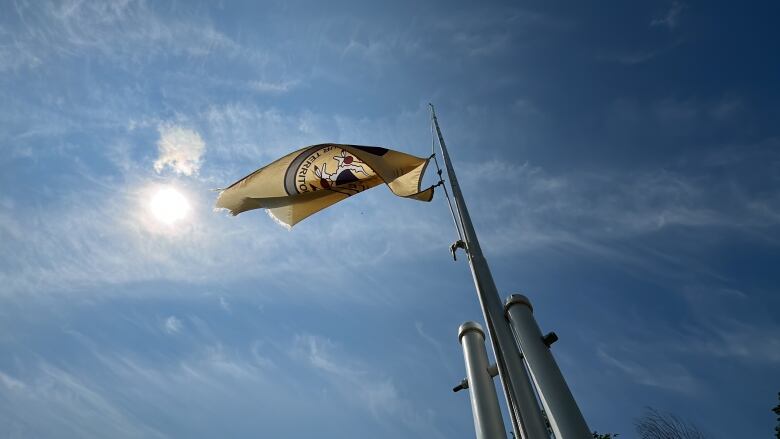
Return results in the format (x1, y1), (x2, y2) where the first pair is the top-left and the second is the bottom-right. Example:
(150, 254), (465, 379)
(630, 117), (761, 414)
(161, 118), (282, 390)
(429, 104), (549, 439)
(459, 321), (508, 439)
(505, 295), (591, 439)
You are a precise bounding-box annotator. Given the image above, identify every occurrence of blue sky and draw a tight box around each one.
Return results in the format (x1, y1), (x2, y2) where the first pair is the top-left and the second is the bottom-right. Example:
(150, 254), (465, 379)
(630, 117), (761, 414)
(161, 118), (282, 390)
(1, 0), (779, 437)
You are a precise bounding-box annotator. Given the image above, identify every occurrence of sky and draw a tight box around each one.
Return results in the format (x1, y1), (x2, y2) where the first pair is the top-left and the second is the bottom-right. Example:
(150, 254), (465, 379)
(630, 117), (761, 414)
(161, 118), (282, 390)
(1, 0), (779, 438)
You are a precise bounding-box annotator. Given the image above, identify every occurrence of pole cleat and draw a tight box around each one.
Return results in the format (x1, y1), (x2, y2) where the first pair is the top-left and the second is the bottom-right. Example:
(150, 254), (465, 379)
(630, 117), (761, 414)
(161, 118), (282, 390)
(453, 378), (469, 393)
(542, 332), (559, 348)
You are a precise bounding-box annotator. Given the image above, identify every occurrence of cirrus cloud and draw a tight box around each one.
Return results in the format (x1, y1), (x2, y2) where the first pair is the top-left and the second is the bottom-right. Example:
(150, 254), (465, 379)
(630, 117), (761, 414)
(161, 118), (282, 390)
(154, 124), (205, 176)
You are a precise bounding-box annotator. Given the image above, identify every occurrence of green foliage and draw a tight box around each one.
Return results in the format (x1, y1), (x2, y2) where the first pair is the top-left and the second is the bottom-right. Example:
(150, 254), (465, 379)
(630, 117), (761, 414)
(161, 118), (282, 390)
(635, 408), (705, 439)
(593, 432), (619, 439)
(772, 392), (780, 439)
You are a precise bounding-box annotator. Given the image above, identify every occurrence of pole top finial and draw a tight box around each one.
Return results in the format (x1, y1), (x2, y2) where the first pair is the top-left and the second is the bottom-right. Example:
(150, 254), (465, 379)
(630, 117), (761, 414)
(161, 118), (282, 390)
(504, 294), (533, 314)
(458, 321), (485, 343)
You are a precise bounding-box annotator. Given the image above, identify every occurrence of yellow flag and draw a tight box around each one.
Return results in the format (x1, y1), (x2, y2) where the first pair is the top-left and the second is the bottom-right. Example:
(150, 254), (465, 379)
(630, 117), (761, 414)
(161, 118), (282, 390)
(215, 144), (435, 227)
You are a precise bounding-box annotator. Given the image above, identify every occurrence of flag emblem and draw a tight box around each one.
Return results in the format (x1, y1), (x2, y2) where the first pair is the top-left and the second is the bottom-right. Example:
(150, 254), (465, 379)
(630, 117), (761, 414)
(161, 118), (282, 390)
(284, 145), (379, 196)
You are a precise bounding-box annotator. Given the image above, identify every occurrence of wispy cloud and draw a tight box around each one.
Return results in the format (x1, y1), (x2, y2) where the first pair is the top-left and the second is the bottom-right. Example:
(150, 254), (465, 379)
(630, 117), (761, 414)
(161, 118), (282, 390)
(415, 322), (457, 378)
(597, 39), (683, 65)
(218, 296), (231, 313)
(601, 48), (663, 65)
(201, 104), (339, 164)
(0, 363), (169, 438)
(1, 0), (266, 72)
(597, 347), (699, 396)
(292, 334), (446, 437)
(164, 315), (183, 334)
(0, 318), (450, 439)
(248, 79), (300, 94)
(651, 2), (687, 30)
(689, 320), (780, 364)
(0, 369), (25, 390)
(154, 124), (205, 176)
(450, 141), (780, 289)
(672, 286), (780, 364)
(434, 7), (566, 58)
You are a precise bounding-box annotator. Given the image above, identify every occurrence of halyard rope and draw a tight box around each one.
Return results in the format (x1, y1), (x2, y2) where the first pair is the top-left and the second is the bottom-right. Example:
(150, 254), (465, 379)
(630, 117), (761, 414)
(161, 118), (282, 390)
(430, 107), (466, 243)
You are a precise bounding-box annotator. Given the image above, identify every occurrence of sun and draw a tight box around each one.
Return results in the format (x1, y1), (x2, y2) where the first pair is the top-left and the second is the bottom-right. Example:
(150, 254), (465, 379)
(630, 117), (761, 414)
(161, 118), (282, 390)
(149, 187), (190, 225)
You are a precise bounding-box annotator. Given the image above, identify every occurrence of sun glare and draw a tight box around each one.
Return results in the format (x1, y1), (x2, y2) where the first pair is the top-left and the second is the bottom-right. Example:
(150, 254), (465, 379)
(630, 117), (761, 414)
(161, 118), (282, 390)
(149, 187), (190, 225)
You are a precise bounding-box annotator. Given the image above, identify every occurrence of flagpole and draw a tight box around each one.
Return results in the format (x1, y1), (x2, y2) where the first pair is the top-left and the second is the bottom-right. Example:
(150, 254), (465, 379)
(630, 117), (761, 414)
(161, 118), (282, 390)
(505, 295), (592, 438)
(459, 321), (508, 439)
(429, 104), (549, 439)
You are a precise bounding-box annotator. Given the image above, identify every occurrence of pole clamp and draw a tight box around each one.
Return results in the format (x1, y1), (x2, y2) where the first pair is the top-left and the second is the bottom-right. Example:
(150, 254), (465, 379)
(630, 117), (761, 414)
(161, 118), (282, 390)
(450, 240), (466, 261)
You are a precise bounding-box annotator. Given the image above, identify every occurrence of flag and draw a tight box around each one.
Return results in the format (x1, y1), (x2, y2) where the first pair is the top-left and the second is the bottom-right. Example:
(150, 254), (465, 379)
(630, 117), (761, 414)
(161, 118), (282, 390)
(215, 143), (435, 227)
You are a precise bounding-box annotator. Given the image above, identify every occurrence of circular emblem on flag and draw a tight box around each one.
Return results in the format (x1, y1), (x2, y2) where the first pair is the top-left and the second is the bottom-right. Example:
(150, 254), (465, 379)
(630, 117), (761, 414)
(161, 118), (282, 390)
(284, 145), (375, 196)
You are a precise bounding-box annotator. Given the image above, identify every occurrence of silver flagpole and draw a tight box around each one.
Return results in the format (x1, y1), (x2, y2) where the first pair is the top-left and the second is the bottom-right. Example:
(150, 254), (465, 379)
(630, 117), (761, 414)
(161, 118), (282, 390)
(459, 321), (508, 439)
(429, 104), (549, 439)
(505, 295), (591, 439)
